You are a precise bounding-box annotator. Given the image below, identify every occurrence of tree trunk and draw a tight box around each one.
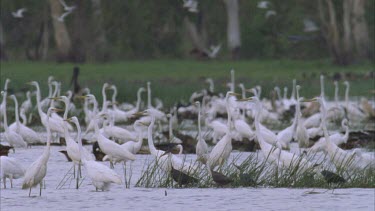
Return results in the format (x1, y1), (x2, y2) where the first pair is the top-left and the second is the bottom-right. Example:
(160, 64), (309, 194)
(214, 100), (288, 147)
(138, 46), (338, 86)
(223, 0), (241, 59)
(184, 17), (206, 52)
(351, 0), (370, 59)
(91, 0), (110, 61)
(342, 0), (353, 64)
(0, 20), (6, 60)
(49, 0), (72, 61)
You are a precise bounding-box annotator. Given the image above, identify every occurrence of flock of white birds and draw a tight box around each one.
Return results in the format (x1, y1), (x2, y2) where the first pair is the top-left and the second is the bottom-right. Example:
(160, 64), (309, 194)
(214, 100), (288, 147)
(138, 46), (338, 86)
(0, 69), (374, 196)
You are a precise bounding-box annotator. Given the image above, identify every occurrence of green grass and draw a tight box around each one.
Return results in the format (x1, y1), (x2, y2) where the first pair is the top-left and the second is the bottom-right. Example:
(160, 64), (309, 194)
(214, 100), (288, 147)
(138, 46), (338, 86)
(1, 60), (373, 107)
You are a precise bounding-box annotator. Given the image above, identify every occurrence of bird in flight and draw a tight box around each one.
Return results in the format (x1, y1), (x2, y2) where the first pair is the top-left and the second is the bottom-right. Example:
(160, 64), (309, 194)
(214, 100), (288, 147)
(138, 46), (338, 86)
(12, 8), (27, 18)
(57, 10), (73, 22)
(59, 0), (76, 12)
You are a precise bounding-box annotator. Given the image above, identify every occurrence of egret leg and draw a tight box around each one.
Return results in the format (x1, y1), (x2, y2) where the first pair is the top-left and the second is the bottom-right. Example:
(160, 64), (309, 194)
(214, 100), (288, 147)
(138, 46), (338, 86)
(73, 163), (76, 179)
(3, 178), (6, 189)
(123, 161), (127, 188)
(79, 163), (82, 178)
(10, 176), (13, 188)
(40, 182), (42, 196)
(110, 161), (114, 169)
(29, 187), (32, 197)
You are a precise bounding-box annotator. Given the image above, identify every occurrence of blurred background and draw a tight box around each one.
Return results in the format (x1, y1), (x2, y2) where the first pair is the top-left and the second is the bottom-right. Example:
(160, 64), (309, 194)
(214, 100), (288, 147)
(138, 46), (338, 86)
(0, 0), (374, 65)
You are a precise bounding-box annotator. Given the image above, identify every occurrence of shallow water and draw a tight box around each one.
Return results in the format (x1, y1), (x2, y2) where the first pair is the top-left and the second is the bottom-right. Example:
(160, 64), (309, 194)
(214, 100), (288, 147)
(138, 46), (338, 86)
(1, 144), (374, 211)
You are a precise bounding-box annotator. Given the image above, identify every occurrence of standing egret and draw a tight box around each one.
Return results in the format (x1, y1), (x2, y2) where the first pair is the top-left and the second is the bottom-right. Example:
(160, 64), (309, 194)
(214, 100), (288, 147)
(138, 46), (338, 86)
(1, 156), (25, 188)
(92, 114), (136, 166)
(67, 117), (122, 191)
(294, 85), (309, 148)
(146, 82), (166, 121)
(195, 101), (209, 164)
(20, 91), (33, 124)
(0, 79), (10, 119)
(22, 107), (57, 197)
(343, 81), (367, 121)
(9, 95), (41, 146)
(1, 92), (27, 149)
(207, 92), (238, 171)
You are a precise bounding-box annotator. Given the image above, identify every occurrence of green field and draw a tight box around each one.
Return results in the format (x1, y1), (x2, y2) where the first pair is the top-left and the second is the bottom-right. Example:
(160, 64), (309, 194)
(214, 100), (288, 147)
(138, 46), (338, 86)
(1, 60), (373, 107)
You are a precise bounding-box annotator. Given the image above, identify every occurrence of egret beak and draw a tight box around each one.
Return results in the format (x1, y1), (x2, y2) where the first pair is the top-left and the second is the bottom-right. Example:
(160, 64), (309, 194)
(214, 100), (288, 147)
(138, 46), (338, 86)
(49, 97), (61, 100)
(133, 111), (147, 117)
(139, 122), (150, 126)
(301, 97), (317, 102)
(229, 92), (241, 96)
(51, 108), (64, 113)
(237, 97), (254, 102)
(64, 118), (73, 122)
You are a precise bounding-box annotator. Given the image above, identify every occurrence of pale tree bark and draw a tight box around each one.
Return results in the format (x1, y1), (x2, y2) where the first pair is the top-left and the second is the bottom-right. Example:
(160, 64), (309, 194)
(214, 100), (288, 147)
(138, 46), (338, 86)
(223, 0), (241, 59)
(317, 0), (371, 65)
(351, 0), (370, 59)
(342, 0), (353, 61)
(90, 0), (110, 61)
(49, 0), (72, 61)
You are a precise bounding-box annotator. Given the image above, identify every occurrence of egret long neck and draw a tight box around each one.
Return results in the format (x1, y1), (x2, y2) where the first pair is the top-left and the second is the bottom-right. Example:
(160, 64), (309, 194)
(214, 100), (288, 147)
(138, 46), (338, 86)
(320, 75), (325, 98)
(147, 83), (152, 108)
(75, 120), (84, 160)
(147, 119), (157, 155)
(35, 83), (45, 118)
(169, 116), (173, 138)
(198, 104), (202, 142)
(290, 80), (296, 100)
(2, 94), (8, 131)
(112, 86), (117, 104)
(50, 83), (59, 108)
(345, 83), (349, 108)
(12, 96), (21, 128)
(44, 110), (52, 158)
(136, 89), (143, 111)
(334, 83), (339, 105)
(230, 69), (235, 92)
(102, 85), (107, 110)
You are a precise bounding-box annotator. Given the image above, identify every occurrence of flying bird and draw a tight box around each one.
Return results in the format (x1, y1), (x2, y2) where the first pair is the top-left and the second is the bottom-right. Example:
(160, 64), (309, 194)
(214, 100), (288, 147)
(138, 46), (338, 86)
(59, 0), (76, 12)
(57, 11), (73, 22)
(12, 8), (27, 18)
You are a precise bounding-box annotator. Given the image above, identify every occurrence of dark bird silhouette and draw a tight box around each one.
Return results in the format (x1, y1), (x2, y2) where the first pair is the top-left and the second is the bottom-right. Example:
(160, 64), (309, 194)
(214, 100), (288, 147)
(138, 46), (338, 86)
(70, 67), (82, 99)
(58, 150), (72, 162)
(155, 142), (180, 153)
(321, 170), (346, 185)
(210, 169), (232, 186)
(0, 144), (13, 156)
(170, 166), (199, 187)
(93, 141), (106, 161)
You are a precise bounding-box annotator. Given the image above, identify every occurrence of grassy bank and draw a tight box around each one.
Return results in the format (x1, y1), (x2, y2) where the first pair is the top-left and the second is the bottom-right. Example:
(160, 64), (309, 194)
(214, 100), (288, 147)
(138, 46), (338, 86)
(1, 60), (373, 107)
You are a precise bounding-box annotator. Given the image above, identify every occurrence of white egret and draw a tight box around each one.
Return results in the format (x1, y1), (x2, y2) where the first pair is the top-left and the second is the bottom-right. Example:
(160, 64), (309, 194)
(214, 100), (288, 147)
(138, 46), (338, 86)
(22, 107), (56, 196)
(92, 114), (136, 165)
(20, 91), (33, 124)
(100, 112), (137, 143)
(0, 78), (10, 120)
(28, 81), (71, 135)
(8, 95), (41, 146)
(167, 114), (182, 144)
(308, 118), (349, 153)
(207, 92), (237, 171)
(146, 82), (166, 121)
(1, 92), (27, 148)
(67, 116), (122, 191)
(343, 81), (368, 121)
(294, 85), (309, 148)
(195, 101), (209, 164)
(1, 156), (25, 188)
